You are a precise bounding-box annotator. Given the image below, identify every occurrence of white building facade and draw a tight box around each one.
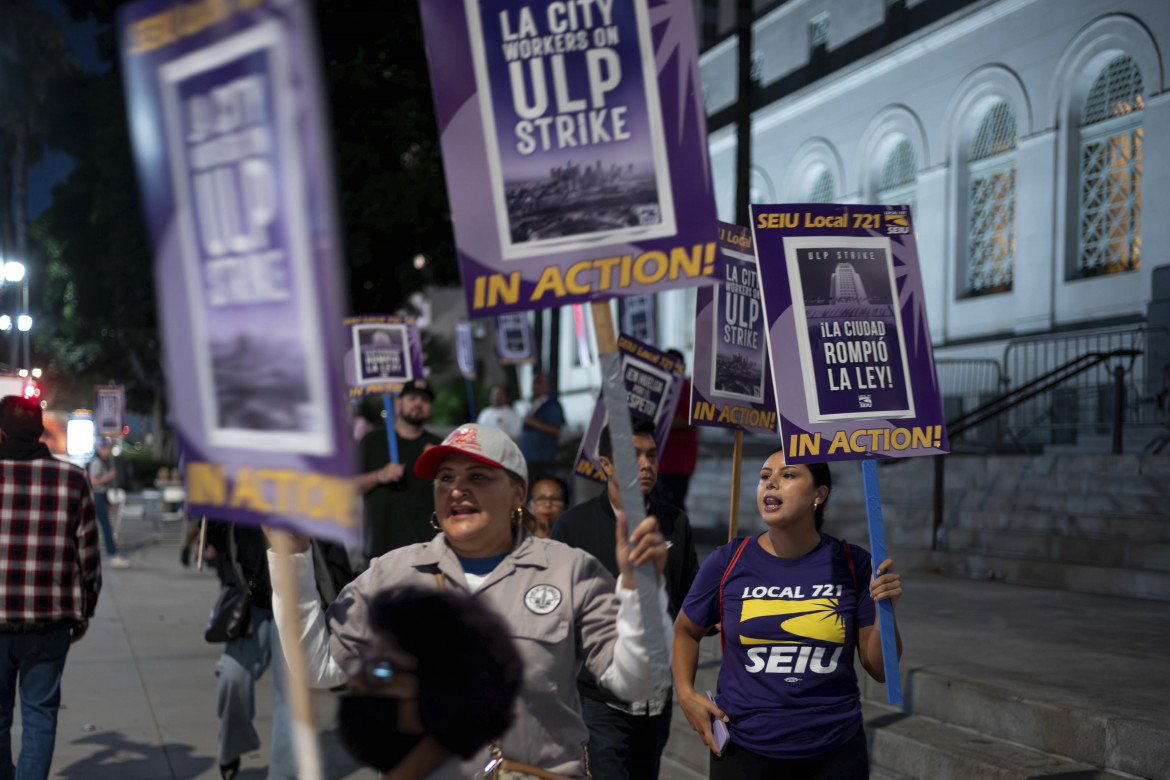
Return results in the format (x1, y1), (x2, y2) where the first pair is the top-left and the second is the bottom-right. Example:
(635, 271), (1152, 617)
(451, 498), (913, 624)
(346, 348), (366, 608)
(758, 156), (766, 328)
(698, 0), (1165, 356)
(505, 0), (1168, 444)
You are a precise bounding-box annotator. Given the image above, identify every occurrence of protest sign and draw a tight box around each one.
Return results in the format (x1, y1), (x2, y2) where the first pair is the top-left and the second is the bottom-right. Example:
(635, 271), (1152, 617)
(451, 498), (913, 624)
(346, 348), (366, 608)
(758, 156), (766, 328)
(751, 203), (947, 706)
(119, 1), (348, 770)
(751, 204), (948, 462)
(495, 313), (535, 364)
(343, 315), (427, 398)
(619, 294), (656, 345)
(573, 334), (683, 484)
(690, 223), (777, 435)
(418, 0), (721, 316)
(455, 321), (477, 379)
(94, 385), (126, 437)
(119, 0), (356, 545)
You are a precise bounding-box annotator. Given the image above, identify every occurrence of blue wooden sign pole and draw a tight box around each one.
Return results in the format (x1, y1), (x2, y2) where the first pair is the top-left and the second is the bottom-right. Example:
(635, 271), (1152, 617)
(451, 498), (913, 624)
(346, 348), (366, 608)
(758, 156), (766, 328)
(382, 394), (400, 464)
(465, 378), (478, 421)
(861, 459), (902, 705)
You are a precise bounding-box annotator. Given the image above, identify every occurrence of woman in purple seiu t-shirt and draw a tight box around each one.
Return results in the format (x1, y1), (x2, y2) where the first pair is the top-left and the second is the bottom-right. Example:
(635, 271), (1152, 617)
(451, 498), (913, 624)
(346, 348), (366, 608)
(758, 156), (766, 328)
(672, 447), (904, 778)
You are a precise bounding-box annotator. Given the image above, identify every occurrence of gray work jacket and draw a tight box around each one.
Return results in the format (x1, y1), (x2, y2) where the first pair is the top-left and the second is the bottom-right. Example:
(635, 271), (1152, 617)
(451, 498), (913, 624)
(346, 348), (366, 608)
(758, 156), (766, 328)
(326, 527), (627, 778)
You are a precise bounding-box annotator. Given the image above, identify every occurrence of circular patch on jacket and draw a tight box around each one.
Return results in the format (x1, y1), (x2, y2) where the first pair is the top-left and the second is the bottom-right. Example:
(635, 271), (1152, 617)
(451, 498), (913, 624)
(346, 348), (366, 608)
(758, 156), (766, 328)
(524, 585), (562, 615)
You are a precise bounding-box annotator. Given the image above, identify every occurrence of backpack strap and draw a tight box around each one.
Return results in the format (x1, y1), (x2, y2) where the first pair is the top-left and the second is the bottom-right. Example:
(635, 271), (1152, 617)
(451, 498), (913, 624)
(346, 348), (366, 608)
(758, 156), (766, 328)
(839, 538), (859, 592)
(718, 536), (753, 654)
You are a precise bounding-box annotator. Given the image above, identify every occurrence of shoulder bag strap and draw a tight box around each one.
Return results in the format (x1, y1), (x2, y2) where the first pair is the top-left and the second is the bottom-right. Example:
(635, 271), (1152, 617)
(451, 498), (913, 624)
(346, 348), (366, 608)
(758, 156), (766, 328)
(718, 536), (753, 654)
(839, 538), (862, 653)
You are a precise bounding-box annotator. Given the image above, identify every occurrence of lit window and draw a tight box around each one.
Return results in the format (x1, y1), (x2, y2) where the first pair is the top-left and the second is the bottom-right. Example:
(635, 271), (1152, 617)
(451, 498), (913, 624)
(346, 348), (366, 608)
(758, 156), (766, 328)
(878, 137), (917, 217)
(966, 101), (1016, 296)
(1078, 55), (1142, 278)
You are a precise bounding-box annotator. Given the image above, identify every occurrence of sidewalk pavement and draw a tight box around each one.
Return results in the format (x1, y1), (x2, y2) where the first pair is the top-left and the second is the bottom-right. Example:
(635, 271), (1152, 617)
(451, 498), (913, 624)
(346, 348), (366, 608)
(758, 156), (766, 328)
(15, 525), (1170, 778)
(14, 530), (374, 780)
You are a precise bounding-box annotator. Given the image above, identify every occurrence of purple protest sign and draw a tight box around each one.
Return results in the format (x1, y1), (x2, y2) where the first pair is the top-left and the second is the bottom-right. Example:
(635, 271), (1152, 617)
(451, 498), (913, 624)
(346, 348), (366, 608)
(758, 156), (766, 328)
(343, 315), (427, 397)
(119, 0), (357, 542)
(418, 0), (721, 316)
(690, 223), (777, 434)
(495, 313), (535, 364)
(455, 321), (477, 379)
(94, 385), (126, 437)
(619, 295), (656, 345)
(573, 334), (683, 484)
(750, 205), (948, 463)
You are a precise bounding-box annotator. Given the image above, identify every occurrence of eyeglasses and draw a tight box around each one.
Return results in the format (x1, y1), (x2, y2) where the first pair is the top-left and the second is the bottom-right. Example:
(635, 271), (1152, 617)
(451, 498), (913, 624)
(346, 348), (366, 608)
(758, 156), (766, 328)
(345, 656), (399, 687)
(530, 495), (566, 506)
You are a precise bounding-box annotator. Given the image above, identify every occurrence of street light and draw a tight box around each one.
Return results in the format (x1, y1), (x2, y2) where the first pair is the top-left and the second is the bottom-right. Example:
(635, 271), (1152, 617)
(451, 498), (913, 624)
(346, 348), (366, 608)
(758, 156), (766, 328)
(0, 315), (9, 331)
(2, 261), (24, 283)
(17, 315), (31, 332)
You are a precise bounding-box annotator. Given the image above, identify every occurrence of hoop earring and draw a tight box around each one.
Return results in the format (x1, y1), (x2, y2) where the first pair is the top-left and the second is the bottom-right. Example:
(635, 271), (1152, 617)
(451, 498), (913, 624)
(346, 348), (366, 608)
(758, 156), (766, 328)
(430, 512), (442, 530)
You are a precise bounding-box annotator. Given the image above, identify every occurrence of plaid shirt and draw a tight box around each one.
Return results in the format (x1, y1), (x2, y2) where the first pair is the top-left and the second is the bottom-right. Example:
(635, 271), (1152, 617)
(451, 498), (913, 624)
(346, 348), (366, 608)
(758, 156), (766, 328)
(0, 457), (102, 627)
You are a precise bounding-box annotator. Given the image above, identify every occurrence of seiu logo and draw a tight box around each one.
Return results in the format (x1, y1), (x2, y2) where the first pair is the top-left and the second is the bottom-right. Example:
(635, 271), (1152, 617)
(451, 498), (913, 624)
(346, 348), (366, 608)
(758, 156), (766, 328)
(745, 646), (842, 675)
(859, 394), (873, 408)
(884, 212), (910, 234)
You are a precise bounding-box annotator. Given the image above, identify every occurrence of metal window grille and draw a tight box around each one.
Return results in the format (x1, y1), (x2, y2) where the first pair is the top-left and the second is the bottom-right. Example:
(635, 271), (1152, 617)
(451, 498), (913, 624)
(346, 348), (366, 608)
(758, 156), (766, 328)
(806, 169), (834, 203)
(969, 101), (1017, 161)
(878, 138), (917, 215)
(1079, 56), (1142, 278)
(966, 102), (1016, 295)
(1083, 55), (1144, 125)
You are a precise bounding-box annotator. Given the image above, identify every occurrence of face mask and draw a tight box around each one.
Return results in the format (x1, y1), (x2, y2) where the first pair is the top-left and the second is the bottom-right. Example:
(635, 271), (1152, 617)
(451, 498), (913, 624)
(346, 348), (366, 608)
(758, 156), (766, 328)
(337, 693), (424, 772)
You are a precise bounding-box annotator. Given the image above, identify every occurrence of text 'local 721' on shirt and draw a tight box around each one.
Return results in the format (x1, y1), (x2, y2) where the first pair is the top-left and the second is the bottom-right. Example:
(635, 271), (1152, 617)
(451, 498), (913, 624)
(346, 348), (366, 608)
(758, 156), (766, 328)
(681, 533), (875, 759)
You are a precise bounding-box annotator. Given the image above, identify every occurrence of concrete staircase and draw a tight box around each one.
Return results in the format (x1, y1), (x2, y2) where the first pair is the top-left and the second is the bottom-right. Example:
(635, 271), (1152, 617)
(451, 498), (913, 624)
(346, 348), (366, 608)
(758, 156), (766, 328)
(837, 453), (1170, 602)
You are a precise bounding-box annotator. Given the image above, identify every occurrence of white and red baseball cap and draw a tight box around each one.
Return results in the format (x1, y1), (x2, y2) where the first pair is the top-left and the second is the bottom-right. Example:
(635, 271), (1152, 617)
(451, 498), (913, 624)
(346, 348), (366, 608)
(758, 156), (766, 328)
(415, 423), (528, 483)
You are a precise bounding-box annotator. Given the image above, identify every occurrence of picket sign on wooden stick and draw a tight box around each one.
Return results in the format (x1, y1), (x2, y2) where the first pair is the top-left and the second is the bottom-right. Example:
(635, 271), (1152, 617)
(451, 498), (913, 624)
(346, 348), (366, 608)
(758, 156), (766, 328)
(382, 394), (400, 464)
(589, 301), (672, 691)
(270, 535), (325, 780)
(861, 459), (902, 705)
(728, 430), (744, 541)
(196, 516), (207, 571)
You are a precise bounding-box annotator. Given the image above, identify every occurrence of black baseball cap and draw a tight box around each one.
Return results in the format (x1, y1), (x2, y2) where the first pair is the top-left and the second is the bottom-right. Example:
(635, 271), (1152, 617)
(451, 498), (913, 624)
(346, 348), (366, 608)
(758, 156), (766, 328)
(400, 378), (435, 401)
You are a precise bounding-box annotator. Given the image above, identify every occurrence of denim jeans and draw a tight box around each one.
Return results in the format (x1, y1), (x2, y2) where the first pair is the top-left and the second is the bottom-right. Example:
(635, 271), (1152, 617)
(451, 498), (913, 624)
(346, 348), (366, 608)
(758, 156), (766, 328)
(215, 607), (294, 779)
(580, 695), (673, 780)
(92, 493), (118, 556)
(0, 625), (73, 780)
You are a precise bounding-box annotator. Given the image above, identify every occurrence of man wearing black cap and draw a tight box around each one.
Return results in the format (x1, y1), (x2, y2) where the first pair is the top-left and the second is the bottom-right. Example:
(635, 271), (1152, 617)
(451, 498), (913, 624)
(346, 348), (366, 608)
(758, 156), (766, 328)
(353, 379), (442, 559)
(0, 396), (102, 777)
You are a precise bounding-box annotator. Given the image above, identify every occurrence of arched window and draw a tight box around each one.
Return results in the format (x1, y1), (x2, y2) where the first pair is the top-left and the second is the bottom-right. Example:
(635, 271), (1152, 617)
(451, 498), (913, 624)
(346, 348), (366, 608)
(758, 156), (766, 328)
(806, 168), (835, 203)
(966, 101), (1016, 295)
(877, 137), (917, 214)
(1078, 55), (1142, 277)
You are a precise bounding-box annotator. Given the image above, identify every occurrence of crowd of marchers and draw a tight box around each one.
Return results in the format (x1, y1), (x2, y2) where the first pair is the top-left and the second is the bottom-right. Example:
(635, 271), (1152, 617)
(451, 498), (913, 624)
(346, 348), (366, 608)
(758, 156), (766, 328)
(0, 358), (901, 780)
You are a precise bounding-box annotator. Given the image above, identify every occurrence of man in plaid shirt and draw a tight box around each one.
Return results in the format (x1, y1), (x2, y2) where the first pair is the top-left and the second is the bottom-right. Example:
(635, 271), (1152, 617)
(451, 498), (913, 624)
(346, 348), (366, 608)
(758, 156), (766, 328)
(0, 396), (102, 779)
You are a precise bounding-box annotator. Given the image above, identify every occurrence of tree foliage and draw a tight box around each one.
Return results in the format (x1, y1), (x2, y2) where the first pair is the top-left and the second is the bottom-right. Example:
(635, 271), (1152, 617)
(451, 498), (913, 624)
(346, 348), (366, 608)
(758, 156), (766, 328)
(33, 0), (458, 412)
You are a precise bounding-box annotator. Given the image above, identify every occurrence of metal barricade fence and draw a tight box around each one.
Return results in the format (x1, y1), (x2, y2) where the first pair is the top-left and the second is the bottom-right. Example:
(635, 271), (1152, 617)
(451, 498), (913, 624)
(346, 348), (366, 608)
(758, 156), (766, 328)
(1001, 325), (1170, 447)
(115, 486), (190, 548)
(935, 358), (1007, 448)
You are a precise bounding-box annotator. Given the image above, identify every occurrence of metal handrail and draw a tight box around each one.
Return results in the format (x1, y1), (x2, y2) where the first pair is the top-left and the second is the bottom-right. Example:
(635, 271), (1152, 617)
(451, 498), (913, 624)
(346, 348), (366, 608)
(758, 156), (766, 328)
(948, 349), (1140, 439)
(932, 347), (1142, 550)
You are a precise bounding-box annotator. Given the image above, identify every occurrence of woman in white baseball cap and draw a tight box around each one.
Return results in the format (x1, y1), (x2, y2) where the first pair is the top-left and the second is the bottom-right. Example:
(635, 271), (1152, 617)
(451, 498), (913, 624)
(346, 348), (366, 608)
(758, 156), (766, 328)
(267, 423), (671, 779)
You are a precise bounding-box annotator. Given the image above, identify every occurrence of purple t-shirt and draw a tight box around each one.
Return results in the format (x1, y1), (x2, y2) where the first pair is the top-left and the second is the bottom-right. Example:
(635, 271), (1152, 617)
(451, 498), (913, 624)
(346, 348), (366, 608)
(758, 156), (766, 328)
(682, 533), (875, 759)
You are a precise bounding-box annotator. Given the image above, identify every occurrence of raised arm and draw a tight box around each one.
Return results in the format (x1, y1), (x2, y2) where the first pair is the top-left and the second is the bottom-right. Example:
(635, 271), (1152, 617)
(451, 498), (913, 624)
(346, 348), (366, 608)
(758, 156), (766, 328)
(265, 529), (347, 688)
